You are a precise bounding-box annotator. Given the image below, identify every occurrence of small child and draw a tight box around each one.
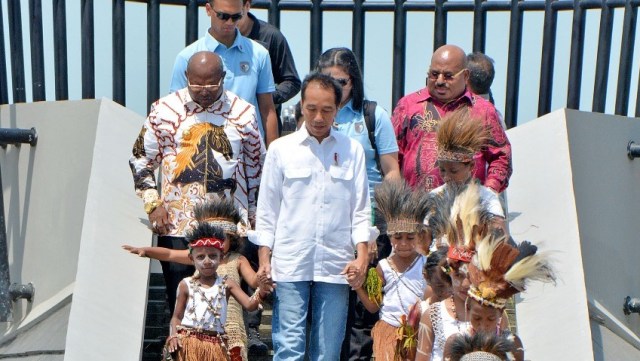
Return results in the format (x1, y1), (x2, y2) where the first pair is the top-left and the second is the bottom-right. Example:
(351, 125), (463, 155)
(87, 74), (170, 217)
(425, 107), (507, 251)
(441, 235), (556, 361)
(123, 200), (270, 361)
(352, 180), (431, 361)
(165, 222), (268, 361)
(422, 246), (452, 306)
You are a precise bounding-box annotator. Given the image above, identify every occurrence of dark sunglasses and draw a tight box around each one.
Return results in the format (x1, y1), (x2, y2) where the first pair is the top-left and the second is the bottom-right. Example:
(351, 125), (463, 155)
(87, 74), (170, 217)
(214, 10), (243, 22)
(333, 77), (350, 87)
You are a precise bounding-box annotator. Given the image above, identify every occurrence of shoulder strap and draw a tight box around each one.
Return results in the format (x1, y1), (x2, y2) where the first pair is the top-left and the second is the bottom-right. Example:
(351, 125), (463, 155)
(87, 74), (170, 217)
(363, 100), (382, 175)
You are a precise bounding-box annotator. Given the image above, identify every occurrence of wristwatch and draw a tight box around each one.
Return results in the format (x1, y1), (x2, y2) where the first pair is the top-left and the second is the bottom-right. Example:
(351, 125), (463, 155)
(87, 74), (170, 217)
(144, 200), (162, 214)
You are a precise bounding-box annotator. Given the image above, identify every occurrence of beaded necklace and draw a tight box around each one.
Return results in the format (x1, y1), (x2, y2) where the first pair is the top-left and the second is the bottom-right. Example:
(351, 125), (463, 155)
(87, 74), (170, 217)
(448, 296), (463, 333)
(186, 275), (227, 332)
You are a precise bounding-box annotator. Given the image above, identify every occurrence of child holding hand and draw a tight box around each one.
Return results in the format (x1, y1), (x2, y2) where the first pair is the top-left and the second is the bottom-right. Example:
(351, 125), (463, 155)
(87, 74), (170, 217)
(351, 180), (430, 361)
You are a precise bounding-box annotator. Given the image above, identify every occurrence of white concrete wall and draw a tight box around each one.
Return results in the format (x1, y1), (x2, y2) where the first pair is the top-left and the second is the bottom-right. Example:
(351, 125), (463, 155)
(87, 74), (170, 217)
(0, 99), (154, 360)
(507, 109), (640, 360)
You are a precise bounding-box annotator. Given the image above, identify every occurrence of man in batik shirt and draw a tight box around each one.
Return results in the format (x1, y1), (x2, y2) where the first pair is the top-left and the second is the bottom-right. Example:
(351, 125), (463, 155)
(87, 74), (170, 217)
(129, 51), (265, 314)
(392, 44), (512, 194)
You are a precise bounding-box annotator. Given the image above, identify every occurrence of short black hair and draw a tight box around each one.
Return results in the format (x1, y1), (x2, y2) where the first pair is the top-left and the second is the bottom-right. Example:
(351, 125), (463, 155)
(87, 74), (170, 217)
(316, 47), (365, 112)
(467, 52), (495, 95)
(301, 72), (342, 108)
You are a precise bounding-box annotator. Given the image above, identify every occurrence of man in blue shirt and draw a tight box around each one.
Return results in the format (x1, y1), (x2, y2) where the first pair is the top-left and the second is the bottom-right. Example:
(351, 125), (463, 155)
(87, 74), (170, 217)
(170, 0), (278, 146)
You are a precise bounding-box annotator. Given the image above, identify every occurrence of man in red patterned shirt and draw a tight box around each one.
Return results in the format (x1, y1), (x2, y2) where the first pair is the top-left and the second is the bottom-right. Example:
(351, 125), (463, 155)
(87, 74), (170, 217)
(392, 44), (512, 193)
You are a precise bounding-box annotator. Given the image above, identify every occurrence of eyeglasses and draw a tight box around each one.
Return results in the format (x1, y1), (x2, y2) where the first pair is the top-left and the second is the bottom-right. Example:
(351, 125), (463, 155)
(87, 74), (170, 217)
(214, 10), (243, 22)
(333, 77), (350, 87)
(188, 77), (223, 91)
(427, 68), (466, 82)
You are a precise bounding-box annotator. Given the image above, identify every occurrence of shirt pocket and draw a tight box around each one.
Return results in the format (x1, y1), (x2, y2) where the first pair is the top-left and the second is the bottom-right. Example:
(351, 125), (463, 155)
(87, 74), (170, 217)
(283, 167), (312, 199)
(328, 165), (353, 200)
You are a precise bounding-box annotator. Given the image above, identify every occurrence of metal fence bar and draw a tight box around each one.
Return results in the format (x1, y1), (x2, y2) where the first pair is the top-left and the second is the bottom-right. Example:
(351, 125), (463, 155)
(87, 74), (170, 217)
(113, 0), (126, 106)
(504, 0), (523, 128)
(148, 0), (161, 108)
(472, 0), (486, 53)
(53, 0), (68, 100)
(269, 0), (281, 28)
(538, 0), (558, 116)
(0, 2), (8, 105)
(186, 0), (199, 46)
(352, 0), (365, 73)
(566, 0), (586, 109)
(28, 0), (46, 102)
(592, 0), (614, 113)
(392, 0), (407, 108)
(81, 0), (95, 99)
(434, 0), (446, 51)
(310, 0), (323, 69)
(615, 1), (638, 115)
(8, 0), (26, 103)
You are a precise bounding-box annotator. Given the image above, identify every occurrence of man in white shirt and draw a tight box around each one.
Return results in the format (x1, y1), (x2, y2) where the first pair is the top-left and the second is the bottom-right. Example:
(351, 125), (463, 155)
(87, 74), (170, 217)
(251, 73), (373, 360)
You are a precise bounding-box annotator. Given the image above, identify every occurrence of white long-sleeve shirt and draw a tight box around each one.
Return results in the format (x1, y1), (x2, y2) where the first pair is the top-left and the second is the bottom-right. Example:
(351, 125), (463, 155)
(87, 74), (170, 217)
(250, 126), (375, 284)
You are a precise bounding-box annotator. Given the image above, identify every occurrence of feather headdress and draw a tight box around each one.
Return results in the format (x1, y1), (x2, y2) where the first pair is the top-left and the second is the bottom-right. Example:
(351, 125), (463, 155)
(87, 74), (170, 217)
(449, 331), (515, 361)
(374, 179), (430, 235)
(441, 181), (494, 263)
(436, 107), (488, 163)
(193, 198), (241, 235)
(468, 235), (556, 309)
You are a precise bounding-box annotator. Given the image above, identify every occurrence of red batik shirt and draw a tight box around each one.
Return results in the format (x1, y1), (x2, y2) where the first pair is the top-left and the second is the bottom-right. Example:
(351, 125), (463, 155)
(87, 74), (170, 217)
(392, 88), (512, 193)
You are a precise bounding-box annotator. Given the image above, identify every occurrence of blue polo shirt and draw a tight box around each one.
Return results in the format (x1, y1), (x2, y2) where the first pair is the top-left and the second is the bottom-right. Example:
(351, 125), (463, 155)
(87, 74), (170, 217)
(170, 29), (275, 137)
(332, 100), (399, 199)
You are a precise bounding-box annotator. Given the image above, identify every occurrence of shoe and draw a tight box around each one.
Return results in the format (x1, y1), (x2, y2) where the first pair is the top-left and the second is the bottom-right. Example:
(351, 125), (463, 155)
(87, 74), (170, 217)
(247, 327), (269, 356)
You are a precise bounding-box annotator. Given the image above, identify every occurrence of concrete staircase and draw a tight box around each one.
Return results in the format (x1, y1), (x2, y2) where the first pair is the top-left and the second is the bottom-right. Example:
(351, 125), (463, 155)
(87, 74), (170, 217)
(141, 273), (274, 361)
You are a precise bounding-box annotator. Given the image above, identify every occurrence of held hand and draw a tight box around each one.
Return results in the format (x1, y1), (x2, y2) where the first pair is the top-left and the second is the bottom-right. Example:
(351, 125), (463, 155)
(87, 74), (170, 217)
(149, 206), (171, 235)
(165, 335), (181, 354)
(341, 256), (368, 289)
(122, 244), (146, 257)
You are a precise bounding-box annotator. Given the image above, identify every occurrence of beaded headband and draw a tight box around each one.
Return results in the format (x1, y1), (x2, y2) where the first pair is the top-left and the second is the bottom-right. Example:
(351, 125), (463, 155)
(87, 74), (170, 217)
(437, 147), (475, 163)
(202, 217), (238, 235)
(467, 285), (508, 309)
(189, 237), (225, 251)
(460, 351), (504, 361)
(386, 219), (424, 235)
(447, 246), (475, 263)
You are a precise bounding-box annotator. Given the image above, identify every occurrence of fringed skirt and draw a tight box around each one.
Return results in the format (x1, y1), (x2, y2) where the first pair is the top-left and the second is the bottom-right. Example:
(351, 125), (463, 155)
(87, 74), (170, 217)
(371, 320), (401, 361)
(174, 327), (230, 361)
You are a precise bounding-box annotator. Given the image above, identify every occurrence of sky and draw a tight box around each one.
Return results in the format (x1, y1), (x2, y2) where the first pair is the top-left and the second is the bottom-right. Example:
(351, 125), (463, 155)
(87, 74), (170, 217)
(1, 0), (639, 125)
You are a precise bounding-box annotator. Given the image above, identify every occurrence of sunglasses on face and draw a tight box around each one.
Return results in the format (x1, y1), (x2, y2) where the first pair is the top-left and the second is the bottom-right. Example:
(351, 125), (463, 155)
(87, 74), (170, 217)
(214, 10), (243, 22)
(187, 77), (223, 91)
(333, 77), (350, 87)
(427, 68), (466, 82)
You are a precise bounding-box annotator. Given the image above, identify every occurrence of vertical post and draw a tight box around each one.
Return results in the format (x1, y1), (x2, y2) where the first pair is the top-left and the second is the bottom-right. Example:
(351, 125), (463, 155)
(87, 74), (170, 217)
(472, 0), (486, 53)
(268, 0), (281, 29)
(592, 0), (614, 113)
(53, 0), (68, 100)
(309, 0), (322, 70)
(504, 0), (523, 128)
(0, 2), (8, 105)
(148, 0), (161, 108)
(352, 0), (365, 73)
(8, 0), (26, 103)
(538, 0), (557, 116)
(81, 0), (95, 99)
(113, 0), (126, 106)
(0, 162), (10, 321)
(392, 0), (407, 109)
(434, 0), (447, 51)
(567, 0), (586, 109)
(28, 0), (46, 102)
(615, 1), (637, 116)
(186, 0), (199, 46)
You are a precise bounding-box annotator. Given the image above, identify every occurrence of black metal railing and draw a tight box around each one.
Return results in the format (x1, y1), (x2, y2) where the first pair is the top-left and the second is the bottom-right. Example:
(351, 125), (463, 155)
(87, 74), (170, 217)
(1, 0), (639, 129)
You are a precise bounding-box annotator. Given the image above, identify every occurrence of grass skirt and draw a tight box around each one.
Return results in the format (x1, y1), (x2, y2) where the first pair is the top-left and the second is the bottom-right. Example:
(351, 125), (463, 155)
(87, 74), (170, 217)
(371, 320), (401, 361)
(174, 328), (230, 361)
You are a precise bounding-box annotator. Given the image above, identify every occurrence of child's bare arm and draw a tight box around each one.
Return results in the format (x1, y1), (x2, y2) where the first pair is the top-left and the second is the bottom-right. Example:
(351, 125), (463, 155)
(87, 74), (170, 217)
(122, 245), (192, 265)
(166, 281), (188, 353)
(415, 308), (434, 361)
(237, 255), (259, 289)
(226, 278), (268, 312)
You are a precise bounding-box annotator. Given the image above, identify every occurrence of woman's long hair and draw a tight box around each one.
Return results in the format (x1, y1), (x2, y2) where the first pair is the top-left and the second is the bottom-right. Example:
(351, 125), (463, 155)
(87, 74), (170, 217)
(316, 47), (365, 112)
